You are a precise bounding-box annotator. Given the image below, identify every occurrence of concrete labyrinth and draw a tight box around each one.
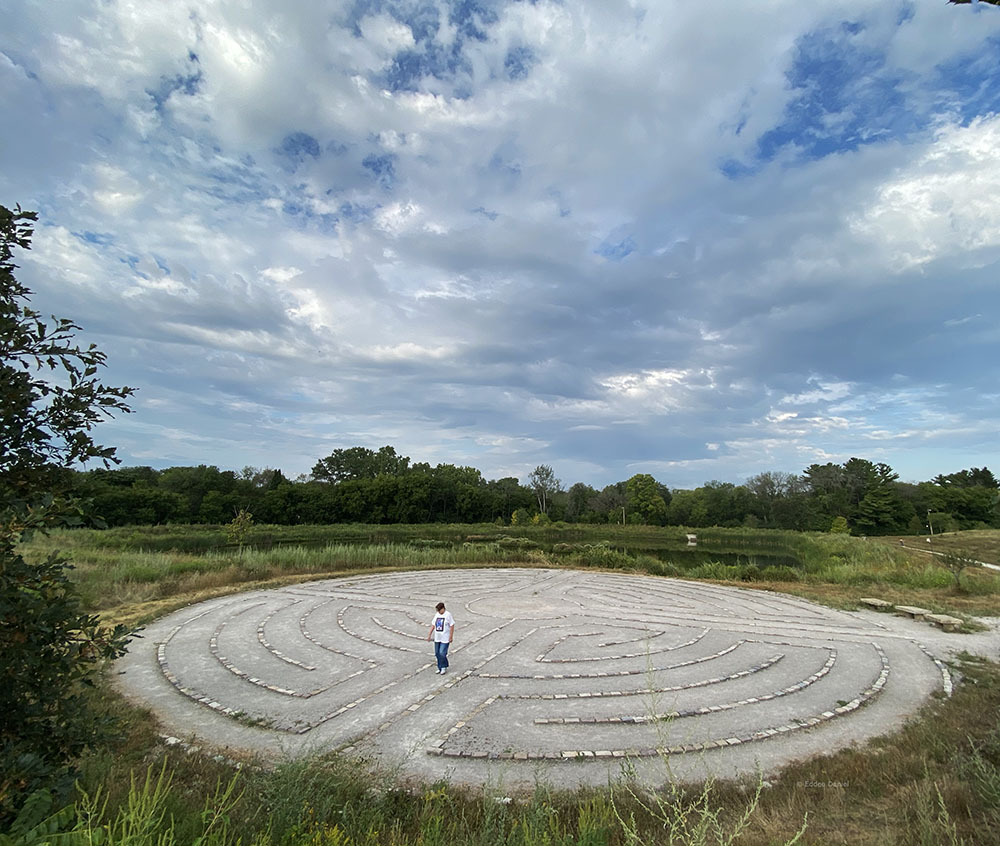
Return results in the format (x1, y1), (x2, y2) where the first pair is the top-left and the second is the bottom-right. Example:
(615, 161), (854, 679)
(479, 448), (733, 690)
(117, 569), (952, 787)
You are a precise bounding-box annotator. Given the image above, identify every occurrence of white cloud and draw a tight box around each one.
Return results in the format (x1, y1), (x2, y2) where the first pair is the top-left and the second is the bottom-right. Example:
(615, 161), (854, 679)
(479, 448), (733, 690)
(91, 164), (146, 213)
(361, 342), (457, 362)
(358, 13), (416, 55)
(850, 115), (1000, 270)
(3, 1), (1000, 487)
(780, 380), (853, 406)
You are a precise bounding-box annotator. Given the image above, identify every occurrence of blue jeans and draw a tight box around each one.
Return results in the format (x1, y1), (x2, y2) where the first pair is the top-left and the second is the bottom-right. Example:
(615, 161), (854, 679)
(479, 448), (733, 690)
(434, 641), (450, 670)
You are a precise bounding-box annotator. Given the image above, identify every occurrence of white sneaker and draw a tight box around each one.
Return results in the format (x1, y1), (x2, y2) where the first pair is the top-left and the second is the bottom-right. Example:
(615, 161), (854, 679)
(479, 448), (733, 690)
(441, 667), (447, 674)
(435, 668), (442, 674)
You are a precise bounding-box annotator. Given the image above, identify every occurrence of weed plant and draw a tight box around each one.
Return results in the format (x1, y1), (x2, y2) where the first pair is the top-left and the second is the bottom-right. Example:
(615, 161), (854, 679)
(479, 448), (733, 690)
(37, 656), (1000, 845)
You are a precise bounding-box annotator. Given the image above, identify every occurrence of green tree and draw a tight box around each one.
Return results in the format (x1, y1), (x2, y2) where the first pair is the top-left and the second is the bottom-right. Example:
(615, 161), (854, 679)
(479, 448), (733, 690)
(527, 464), (561, 515)
(90, 485), (184, 526)
(1, 208), (132, 500)
(1, 205), (133, 823)
(487, 476), (532, 523)
(854, 485), (898, 535)
(625, 473), (669, 525)
(667, 489), (710, 527)
(158, 464), (237, 521)
(745, 471), (805, 526)
(804, 462), (851, 523)
(588, 482), (628, 523)
(311, 445), (409, 483)
(250, 478), (298, 524)
(700, 480), (753, 527)
(829, 516), (850, 534)
(804, 458), (910, 532)
(933, 467), (998, 489)
(851, 462), (911, 535)
(510, 507), (531, 526)
(564, 482), (598, 522)
(225, 507), (255, 551)
(941, 549), (977, 591)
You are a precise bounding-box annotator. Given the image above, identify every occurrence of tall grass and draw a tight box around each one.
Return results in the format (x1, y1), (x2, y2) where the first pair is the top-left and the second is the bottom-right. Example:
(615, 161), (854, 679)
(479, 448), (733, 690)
(26, 653), (1000, 845)
(17, 754), (800, 846)
(21, 524), (1000, 622)
(28, 536), (549, 614)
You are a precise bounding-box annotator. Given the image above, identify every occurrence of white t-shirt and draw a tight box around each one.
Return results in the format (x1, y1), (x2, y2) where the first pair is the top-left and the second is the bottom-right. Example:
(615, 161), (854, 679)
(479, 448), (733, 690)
(431, 611), (455, 643)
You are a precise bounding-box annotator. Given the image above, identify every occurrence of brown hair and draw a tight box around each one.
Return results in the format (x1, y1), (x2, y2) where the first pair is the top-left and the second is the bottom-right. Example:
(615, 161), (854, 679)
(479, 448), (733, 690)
(435, 602), (445, 612)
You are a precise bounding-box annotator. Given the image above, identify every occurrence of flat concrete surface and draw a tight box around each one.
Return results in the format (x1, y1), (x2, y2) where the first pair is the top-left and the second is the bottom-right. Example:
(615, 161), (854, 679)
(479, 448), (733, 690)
(116, 568), (1000, 789)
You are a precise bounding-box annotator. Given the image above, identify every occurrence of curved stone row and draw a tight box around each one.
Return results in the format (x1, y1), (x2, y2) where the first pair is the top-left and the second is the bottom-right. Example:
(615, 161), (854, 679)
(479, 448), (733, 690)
(537, 627), (709, 662)
(427, 645), (889, 760)
(299, 599), (380, 664)
(478, 639), (745, 680)
(257, 601), (317, 670)
(524, 652), (788, 710)
(532, 650), (827, 723)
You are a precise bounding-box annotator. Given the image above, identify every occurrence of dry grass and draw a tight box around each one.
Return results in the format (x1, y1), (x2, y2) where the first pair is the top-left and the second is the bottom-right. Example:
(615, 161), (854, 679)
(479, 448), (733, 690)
(894, 530), (1000, 566)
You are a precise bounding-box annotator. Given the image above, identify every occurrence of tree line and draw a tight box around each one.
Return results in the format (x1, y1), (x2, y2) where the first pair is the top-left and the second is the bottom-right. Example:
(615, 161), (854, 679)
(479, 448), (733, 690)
(68, 446), (1000, 536)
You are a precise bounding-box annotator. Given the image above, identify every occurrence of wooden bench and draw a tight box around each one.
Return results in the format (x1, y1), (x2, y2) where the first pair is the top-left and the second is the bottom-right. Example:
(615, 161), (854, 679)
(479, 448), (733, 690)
(925, 613), (963, 632)
(895, 605), (932, 620)
(859, 597), (892, 610)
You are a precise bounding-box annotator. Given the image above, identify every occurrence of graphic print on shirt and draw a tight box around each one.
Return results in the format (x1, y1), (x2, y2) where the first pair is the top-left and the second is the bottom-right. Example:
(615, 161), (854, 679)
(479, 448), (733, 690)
(435, 618), (445, 631)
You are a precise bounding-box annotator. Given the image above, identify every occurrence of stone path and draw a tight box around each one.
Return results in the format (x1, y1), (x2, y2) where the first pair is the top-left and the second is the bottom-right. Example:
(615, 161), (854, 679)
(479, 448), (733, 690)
(116, 568), (963, 788)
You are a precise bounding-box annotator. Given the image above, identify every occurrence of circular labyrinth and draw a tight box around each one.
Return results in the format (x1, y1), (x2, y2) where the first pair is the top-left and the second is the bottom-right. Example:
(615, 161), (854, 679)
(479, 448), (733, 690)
(118, 568), (951, 786)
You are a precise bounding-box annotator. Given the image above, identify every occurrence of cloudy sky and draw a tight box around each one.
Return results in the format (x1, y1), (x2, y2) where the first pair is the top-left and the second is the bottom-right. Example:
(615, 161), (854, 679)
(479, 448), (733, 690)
(2, 1), (999, 488)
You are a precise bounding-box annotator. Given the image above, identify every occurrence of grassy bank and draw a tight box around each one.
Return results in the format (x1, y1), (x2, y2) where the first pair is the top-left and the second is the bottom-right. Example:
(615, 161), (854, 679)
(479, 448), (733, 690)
(893, 529), (1000, 565)
(22, 524), (1000, 628)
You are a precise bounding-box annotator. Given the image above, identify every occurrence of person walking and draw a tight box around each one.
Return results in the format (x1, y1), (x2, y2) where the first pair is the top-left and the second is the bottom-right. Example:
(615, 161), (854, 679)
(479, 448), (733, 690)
(427, 602), (455, 674)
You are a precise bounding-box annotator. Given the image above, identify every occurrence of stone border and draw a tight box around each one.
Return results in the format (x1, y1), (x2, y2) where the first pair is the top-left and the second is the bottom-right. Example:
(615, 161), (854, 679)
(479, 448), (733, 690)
(478, 639), (745, 680)
(427, 644), (889, 760)
(537, 627), (709, 663)
(529, 652), (789, 716)
(257, 600), (317, 670)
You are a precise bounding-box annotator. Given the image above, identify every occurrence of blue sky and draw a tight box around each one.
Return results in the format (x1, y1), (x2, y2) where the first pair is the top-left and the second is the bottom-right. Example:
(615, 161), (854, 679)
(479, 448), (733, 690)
(2, 0), (999, 488)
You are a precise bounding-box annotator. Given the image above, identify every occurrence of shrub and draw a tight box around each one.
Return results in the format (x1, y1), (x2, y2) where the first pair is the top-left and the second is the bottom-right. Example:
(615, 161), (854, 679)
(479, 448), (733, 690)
(638, 555), (682, 577)
(575, 544), (636, 570)
(687, 561), (736, 581)
(830, 516), (850, 534)
(495, 537), (540, 550)
(759, 565), (801, 582)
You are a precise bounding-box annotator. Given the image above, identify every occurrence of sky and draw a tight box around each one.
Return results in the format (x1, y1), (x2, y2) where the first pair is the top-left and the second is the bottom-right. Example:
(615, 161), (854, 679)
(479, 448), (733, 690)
(2, 0), (1000, 490)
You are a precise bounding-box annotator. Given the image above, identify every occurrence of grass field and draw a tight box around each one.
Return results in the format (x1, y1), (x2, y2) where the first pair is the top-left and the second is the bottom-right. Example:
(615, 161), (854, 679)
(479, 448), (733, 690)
(884, 528), (1000, 566)
(24, 523), (1000, 629)
(16, 524), (1000, 844)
